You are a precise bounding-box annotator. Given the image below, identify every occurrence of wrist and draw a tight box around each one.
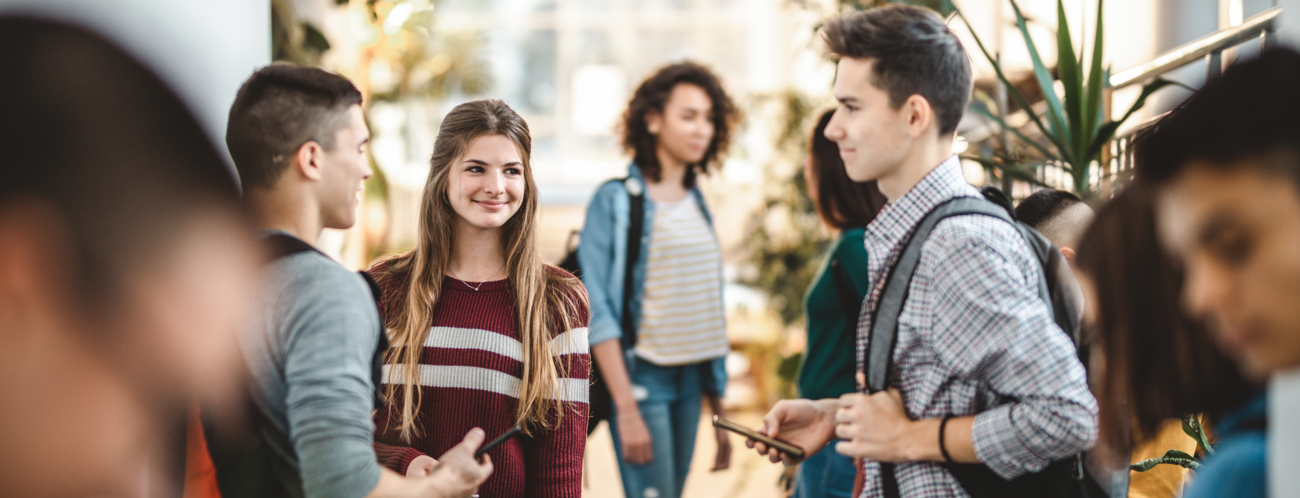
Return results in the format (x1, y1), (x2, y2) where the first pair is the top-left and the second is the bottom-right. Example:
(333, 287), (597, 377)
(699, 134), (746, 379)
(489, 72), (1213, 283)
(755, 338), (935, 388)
(905, 418), (944, 462)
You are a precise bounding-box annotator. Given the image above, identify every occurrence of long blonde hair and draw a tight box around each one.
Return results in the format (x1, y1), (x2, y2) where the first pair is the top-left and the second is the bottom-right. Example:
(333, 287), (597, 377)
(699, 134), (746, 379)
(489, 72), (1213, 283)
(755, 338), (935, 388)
(376, 99), (586, 440)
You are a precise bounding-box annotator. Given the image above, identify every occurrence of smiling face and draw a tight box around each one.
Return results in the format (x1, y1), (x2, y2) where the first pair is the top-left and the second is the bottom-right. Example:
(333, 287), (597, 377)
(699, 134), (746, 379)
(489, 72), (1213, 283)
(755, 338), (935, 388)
(646, 83), (715, 167)
(447, 134), (526, 233)
(1156, 158), (1300, 378)
(825, 58), (914, 187)
(317, 105), (372, 230)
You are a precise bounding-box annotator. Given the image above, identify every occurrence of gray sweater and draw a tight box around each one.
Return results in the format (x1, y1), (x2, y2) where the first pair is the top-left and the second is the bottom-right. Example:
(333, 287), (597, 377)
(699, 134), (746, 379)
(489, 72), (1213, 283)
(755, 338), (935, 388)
(241, 243), (383, 498)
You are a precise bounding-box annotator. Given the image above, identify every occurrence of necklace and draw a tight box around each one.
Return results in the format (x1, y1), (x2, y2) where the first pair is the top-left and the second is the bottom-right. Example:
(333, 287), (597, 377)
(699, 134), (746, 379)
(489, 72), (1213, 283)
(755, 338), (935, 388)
(452, 262), (506, 292)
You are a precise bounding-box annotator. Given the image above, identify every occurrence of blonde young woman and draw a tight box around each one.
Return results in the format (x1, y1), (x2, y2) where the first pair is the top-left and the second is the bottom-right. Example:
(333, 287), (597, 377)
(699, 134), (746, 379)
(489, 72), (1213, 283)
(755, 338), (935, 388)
(368, 99), (590, 498)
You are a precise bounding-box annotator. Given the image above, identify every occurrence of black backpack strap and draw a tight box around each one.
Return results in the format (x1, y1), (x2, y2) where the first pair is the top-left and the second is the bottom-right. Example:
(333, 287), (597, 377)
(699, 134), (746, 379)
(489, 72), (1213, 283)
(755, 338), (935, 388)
(357, 271), (390, 411)
(620, 176), (646, 351)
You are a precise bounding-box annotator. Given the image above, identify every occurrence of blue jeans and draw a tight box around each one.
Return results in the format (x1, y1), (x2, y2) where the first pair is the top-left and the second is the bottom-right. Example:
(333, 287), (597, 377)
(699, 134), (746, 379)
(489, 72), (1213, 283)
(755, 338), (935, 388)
(792, 440), (856, 498)
(608, 358), (705, 498)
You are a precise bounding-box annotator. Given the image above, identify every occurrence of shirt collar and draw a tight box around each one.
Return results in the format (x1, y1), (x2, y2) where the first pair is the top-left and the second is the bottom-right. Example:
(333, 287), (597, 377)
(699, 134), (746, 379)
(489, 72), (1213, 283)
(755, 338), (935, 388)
(864, 156), (978, 270)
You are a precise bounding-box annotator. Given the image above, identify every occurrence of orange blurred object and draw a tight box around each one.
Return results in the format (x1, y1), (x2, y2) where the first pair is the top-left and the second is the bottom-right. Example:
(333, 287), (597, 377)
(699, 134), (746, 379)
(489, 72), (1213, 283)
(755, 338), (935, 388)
(183, 406), (222, 498)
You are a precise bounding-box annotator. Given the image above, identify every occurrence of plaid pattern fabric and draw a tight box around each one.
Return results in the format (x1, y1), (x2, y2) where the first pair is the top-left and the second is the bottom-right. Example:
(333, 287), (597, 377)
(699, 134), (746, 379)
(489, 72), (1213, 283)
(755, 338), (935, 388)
(854, 157), (1097, 497)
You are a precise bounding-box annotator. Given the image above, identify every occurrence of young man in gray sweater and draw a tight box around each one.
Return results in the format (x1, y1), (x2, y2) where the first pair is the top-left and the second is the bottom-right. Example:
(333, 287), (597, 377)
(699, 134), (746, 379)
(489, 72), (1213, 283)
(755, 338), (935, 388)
(223, 63), (492, 498)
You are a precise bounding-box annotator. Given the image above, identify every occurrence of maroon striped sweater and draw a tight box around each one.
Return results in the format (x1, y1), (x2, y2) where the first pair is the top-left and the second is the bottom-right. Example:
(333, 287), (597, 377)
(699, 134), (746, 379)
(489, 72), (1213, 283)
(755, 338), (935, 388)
(367, 262), (589, 498)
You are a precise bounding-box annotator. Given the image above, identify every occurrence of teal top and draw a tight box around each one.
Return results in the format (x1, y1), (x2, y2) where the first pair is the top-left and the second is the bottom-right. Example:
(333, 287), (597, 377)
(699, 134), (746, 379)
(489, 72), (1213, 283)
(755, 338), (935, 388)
(796, 228), (870, 400)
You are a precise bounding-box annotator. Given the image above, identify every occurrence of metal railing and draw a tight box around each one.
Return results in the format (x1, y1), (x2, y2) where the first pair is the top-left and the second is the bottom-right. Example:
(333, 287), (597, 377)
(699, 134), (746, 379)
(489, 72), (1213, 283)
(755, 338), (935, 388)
(1100, 6), (1283, 191)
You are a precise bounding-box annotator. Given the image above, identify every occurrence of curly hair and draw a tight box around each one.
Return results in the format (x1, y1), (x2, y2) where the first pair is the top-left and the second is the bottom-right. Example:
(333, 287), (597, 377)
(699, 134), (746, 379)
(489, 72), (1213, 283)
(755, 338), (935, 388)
(621, 62), (738, 186)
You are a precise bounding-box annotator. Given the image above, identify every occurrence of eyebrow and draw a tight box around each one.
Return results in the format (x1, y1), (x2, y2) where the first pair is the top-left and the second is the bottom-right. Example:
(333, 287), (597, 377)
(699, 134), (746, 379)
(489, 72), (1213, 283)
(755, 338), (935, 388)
(835, 96), (860, 104)
(463, 158), (523, 167)
(1195, 209), (1237, 246)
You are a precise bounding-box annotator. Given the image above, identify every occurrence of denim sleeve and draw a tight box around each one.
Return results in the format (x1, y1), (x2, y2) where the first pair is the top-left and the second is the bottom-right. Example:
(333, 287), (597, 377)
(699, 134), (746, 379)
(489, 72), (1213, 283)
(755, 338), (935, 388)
(280, 262), (384, 498)
(577, 182), (624, 347)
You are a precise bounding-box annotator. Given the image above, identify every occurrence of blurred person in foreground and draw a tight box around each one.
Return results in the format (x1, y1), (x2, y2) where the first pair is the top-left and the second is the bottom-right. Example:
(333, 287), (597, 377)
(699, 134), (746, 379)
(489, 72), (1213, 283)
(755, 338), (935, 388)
(0, 17), (258, 497)
(576, 62), (738, 498)
(747, 6), (1097, 496)
(791, 109), (887, 498)
(366, 99), (590, 497)
(1134, 47), (1300, 497)
(220, 64), (491, 498)
(1073, 183), (1258, 498)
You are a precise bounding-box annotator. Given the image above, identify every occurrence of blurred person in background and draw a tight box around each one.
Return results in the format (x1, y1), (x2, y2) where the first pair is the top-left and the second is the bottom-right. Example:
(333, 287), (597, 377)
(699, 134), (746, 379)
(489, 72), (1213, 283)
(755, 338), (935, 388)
(221, 64), (491, 498)
(367, 99), (590, 498)
(790, 109), (886, 498)
(0, 17), (257, 497)
(576, 62), (739, 498)
(1134, 46), (1300, 498)
(1014, 189), (1093, 264)
(1073, 183), (1259, 498)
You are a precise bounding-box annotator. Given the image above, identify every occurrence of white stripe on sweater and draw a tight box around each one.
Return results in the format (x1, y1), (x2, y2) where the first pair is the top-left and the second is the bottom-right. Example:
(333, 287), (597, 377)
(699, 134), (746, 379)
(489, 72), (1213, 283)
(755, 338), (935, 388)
(419, 326), (591, 360)
(382, 364), (589, 403)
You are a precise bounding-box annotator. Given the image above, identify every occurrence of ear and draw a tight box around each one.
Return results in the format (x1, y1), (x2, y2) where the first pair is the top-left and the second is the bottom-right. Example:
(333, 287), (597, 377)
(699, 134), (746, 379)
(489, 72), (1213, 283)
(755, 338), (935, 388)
(645, 109), (664, 136)
(293, 141), (325, 182)
(1059, 246), (1076, 263)
(902, 94), (935, 139)
(0, 201), (75, 347)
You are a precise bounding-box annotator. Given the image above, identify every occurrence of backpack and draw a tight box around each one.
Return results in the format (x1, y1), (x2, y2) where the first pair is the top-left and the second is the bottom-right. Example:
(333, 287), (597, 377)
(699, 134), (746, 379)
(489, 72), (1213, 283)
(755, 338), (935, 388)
(558, 176), (644, 435)
(203, 233), (389, 498)
(865, 186), (1104, 498)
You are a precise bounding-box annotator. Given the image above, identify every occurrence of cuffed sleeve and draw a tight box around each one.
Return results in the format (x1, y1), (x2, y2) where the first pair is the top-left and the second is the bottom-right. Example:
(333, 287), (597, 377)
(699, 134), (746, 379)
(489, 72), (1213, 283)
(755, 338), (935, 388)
(373, 441), (427, 476)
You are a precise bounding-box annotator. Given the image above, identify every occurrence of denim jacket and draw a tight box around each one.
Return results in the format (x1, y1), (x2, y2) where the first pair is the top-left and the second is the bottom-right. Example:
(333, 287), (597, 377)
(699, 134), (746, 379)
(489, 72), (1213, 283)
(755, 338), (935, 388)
(576, 163), (727, 396)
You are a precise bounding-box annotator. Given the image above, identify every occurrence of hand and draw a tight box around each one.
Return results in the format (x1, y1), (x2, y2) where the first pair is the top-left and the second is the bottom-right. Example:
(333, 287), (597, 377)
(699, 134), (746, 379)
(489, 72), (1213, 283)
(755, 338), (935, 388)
(711, 425), (732, 471)
(406, 455), (438, 478)
(617, 411), (654, 464)
(426, 428), (494, 497)
(833, 389), (920, 463)
(747, 399), (837, 465)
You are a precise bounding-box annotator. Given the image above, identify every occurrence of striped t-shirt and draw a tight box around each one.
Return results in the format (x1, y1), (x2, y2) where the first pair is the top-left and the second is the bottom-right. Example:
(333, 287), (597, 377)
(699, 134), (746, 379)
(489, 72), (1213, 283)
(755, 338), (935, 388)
(366, 261), (589, 498)
(635, 195), (729, 366)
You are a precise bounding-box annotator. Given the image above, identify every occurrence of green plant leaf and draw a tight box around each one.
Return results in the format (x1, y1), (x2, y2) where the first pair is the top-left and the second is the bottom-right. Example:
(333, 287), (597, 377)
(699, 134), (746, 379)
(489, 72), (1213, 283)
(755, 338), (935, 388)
(961, 155), (1058, 189)
(1082, 0), (1105, 146)
(1083, 78), (1178, 162)
(1055, 0), (1083, 156)
(1183, 414), (1216, 455)
(1008, 0), (1075, 165)
(967, 104), (1058, 160)
(956, 8), (1072, 160)
(1130, 449), (1203, 472)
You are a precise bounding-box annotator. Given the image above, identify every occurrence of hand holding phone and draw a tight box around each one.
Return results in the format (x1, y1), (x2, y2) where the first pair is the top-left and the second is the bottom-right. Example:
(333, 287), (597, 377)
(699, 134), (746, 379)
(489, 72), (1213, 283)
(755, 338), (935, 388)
(474, 425), (521, 462)
(712, 416), (806, 460)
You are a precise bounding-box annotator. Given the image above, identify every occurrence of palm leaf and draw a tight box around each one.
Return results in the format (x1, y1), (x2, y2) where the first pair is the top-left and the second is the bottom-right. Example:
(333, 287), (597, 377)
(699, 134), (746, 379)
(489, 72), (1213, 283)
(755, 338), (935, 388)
(1055, 0), (1083, 155)
(1082, 0), (1106, 148)
(968, 104), (1057, 160)
(1083, 78), (1178, 162)
(1008, 0), (1075, 165)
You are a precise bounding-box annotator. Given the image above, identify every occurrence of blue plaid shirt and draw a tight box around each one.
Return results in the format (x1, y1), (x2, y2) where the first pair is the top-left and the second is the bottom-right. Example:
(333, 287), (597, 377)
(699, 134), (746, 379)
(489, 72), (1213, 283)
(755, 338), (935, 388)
(854, 157), (1097, 497)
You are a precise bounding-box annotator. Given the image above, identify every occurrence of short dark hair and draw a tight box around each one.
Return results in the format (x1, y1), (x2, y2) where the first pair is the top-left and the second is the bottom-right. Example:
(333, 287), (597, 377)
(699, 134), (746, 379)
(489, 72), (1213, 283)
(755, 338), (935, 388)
(1135, 47), (1300, 187)
(809, 109), (887, 229)
(0, 17), (240, 304)
(226, 63), (363, 192)
(1015, 189), (1082, 230)
(823, 5), (972, 136)
(1074, 183), (1255, 450)
(622, 62), (738, 186)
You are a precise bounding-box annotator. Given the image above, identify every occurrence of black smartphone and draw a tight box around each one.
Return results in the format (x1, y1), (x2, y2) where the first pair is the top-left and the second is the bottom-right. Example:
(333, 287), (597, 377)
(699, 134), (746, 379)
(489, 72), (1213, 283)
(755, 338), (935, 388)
(475, 425), (522, 462)
(712, 415), (806, 460)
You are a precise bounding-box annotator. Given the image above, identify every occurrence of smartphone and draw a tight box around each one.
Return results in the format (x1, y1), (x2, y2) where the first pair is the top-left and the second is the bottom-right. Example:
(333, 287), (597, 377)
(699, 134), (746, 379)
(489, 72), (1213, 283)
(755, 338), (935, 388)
(712, 415), (806, 460)
(475, 425), (522, 462)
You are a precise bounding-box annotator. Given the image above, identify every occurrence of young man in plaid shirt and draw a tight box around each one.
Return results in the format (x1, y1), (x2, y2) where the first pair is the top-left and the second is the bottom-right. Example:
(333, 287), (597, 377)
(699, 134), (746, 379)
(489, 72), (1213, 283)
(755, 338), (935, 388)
(747, 6), (1098, 496)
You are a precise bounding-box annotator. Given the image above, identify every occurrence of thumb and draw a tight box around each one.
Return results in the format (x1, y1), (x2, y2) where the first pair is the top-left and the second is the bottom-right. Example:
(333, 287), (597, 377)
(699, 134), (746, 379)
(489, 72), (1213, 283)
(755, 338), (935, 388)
(460, 428), (486, 451)
(762, 409), (781, 438)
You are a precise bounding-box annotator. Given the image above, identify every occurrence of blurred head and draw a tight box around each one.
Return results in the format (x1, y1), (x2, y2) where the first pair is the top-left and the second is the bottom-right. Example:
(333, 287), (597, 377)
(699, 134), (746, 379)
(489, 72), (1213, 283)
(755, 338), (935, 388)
(1074, 183), (1254, 454)
(622, 62), (738, 186)
(1136, 47), (1300, 377)
(805, 109), (888, 230)
(227, 63), (371, 229)
(1015, 189), (1094, 261)
(0, 17), (256, 496)
(375, 100), (584, 440)
(822, 5), (971, 190)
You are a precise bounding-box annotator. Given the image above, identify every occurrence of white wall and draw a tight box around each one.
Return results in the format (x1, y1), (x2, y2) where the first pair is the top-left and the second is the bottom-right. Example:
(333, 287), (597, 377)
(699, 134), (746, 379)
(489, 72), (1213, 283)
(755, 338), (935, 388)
(0, 0), (271, 169)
